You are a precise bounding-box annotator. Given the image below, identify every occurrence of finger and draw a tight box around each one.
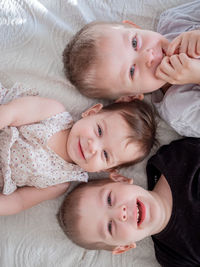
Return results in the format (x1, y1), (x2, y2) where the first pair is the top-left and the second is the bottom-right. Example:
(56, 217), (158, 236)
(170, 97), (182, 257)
(167, 36), (181, 56)
(197, 40), (200, 57)
(155, 66), (172, 83)
(169, 54), (182, 72)
(178, 53), (189, 65)
(156, 56), (178, 84)
(159, 56), (175, 76)
(188, 38), (198, 58)
(179, 36), (188, 54)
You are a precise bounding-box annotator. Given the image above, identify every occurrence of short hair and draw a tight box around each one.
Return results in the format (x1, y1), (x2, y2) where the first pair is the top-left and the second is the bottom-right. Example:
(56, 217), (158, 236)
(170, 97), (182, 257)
(63, 21), (130, 99)
(100, 100), (157, 169)
(57, 179), (117, 251)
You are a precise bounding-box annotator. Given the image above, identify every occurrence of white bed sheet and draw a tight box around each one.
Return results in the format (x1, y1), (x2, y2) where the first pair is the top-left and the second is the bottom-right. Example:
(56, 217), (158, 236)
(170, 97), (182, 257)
(0, 0), (192, 266)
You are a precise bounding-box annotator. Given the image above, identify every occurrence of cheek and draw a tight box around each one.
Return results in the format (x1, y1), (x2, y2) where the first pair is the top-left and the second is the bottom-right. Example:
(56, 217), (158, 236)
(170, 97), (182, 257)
(85, 158), (103, 172)
(118, 224), (133, 242)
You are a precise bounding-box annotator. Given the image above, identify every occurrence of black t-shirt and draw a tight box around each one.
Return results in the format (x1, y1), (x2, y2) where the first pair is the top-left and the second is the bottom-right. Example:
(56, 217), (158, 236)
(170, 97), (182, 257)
(146, 138), (200, 267)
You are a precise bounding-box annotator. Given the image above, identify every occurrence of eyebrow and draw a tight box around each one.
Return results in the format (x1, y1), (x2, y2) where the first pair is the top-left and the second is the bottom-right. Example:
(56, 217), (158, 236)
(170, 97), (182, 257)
(97, 188), (106, 240)
(120, 62), (127, 87)
(102, 119), (115, 164)
(115, 135), (134, 167)
(121, 31), (131, 86)
(98, 221), (106, 240)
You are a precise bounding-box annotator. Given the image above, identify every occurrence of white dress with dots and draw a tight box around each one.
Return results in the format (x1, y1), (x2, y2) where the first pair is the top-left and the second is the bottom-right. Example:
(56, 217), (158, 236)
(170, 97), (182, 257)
(0, 83), (88, 195)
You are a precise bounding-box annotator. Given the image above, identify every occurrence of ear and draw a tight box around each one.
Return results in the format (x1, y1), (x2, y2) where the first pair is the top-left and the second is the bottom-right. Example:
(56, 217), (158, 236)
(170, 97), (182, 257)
(110, 171), (133, 185)
(123, 20), (141, 29)
(112, 243), (136, 255)
(82, 103), (103, 118)
(115, 94), (144, 103)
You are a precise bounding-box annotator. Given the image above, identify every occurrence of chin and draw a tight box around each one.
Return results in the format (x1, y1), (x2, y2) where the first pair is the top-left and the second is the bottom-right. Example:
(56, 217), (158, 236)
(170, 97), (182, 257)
(152, 82), (165, 92)
(83, 167), (94, 172)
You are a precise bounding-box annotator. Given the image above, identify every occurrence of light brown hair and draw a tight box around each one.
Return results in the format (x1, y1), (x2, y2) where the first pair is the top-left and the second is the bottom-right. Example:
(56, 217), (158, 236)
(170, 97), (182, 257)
(63, 21), (130, 99)
(101, 100), (157, 169)
(57, 179), (116, 251)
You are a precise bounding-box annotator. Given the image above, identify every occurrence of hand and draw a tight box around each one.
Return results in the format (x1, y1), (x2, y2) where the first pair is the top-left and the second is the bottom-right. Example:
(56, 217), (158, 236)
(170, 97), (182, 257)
(156, 53), (200, 85)
(167, 30), (200, 58)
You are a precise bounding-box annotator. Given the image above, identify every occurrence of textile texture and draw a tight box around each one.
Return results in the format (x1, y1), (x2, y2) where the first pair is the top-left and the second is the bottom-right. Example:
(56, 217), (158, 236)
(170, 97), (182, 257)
(0, 0), (192, 266)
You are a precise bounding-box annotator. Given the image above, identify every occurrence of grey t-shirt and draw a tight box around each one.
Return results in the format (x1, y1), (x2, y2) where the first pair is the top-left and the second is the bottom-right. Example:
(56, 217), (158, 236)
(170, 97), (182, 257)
(152, 0), (200, 137)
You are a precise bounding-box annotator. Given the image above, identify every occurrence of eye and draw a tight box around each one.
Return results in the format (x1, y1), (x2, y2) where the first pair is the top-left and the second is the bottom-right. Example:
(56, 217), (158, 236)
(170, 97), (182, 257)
(108, 220), (112, 235)
(103, 150), (108, 161)
(107, 192), (112, 235)
(130, 65), (135, 79)
(132, 37), (137, 49)
(107, 191), (112, 206)
(97, 125), (102, 136)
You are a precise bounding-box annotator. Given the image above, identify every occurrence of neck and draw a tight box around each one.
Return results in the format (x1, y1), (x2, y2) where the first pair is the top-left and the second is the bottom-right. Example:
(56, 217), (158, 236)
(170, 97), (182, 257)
(65, 129), (74, 163)
(151, 174), (172, 234)
(161, 83), (171, 94)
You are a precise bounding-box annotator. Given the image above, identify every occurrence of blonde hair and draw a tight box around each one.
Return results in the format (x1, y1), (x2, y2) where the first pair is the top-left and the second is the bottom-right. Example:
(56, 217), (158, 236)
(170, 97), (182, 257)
(63, 21), (131, 99)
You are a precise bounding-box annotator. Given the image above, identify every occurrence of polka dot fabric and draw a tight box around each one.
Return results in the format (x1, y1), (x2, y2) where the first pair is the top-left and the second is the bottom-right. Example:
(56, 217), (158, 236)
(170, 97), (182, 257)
(0, 83), (88, 195)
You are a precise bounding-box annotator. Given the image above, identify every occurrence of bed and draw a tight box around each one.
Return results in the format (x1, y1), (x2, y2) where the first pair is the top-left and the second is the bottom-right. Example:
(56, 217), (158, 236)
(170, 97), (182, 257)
(0, 0), (192, 266)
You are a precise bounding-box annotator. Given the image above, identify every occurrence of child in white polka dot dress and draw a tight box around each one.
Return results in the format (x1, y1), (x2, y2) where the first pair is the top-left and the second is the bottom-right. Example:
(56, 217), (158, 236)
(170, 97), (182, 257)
(0, 83), (156, 215)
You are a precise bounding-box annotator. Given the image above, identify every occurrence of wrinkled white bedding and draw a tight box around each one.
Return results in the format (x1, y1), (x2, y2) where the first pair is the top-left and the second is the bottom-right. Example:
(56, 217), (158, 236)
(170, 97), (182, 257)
(0, 0), (192, 266)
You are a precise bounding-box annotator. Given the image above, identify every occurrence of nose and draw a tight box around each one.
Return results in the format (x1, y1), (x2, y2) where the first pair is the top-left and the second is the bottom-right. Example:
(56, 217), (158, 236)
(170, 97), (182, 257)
(143, 48), (154, 68)
(119, 205), (128, 222)
(87, 138), (97, 157)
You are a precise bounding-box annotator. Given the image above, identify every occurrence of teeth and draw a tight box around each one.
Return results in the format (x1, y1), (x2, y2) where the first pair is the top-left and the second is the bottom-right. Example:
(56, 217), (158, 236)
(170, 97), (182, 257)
(137, 204), (139, 222)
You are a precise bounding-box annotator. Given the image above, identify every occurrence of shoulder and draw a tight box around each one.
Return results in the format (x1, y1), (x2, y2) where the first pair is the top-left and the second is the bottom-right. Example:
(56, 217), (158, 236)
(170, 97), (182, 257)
(159, 1), (200, 23)
(36, 97), (66, 116)
(153, 84), (200, 137)
(157, 1), (200, 39)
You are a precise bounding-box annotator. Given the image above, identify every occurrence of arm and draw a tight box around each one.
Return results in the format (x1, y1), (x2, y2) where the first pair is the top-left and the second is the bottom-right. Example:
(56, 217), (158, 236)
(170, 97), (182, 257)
(0, 182), (70, 215)
(0, 96), (66, 129)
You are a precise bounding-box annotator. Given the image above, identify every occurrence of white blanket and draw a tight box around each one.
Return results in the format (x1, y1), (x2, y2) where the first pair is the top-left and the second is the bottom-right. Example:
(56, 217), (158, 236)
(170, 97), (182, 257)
(0, 0), (192, 266)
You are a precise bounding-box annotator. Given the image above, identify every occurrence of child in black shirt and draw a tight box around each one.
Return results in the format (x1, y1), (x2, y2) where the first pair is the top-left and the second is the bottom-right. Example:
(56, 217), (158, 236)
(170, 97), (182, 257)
(58, 138), (200, 267)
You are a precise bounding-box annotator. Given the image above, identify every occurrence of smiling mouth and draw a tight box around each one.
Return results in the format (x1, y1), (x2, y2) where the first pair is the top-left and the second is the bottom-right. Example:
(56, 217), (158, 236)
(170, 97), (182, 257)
(78, 140), (85, 159)
(136, 200), (145, 226)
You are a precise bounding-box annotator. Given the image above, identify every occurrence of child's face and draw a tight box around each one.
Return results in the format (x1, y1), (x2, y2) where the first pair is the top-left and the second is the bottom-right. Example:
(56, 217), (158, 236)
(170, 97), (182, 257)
(67, 104), (141, 172)
(94, 24), (169, 98)
(77, 181), (160, 251)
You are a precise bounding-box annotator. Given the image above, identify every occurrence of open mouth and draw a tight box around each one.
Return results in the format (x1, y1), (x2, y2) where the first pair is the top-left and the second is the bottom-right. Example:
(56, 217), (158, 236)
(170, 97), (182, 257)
(78, 140), (85, 159)
(136, 200), (145, 226)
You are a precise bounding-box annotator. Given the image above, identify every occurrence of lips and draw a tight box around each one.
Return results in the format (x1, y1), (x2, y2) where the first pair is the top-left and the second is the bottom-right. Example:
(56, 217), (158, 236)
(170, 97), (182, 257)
(154, 47), (164, 65)
(78, 140), (85, 159)
(136, 200), (145, 226)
